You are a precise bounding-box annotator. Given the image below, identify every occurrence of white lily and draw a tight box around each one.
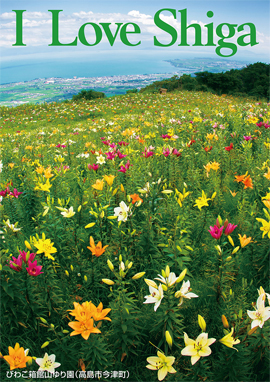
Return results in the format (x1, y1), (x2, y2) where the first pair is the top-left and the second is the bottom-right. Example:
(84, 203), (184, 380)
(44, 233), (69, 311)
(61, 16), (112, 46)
(61, 206), (75, 218)
(257, 286), (270, 306)
(114, 201), (130, 222)
(144, 284), (164, 311)
(247, 294), (270, 329)
(175, 280), (198, 306)
(35, 353), (61, 373)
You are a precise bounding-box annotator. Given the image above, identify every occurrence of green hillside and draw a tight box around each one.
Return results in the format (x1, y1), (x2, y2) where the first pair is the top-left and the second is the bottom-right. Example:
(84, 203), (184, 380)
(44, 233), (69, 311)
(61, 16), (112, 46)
(0, 89), (269, 381)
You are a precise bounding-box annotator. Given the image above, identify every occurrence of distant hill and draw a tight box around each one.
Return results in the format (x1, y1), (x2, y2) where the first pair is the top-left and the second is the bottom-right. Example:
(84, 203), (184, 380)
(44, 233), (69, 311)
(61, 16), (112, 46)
(139, 62), (270, 100)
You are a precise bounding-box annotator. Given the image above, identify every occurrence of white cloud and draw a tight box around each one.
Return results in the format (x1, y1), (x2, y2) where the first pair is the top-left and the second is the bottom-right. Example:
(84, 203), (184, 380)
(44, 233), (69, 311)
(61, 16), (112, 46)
(0, 12), (15, 20)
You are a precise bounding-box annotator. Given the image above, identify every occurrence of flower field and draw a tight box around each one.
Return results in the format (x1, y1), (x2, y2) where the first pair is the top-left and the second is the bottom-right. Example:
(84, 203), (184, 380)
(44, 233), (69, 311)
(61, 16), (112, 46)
(0, 90), (269, 381)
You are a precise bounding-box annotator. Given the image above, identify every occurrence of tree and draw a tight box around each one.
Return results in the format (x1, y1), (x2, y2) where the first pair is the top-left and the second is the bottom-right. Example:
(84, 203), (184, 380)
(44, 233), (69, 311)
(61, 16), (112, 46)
(72, 89), (105, 101)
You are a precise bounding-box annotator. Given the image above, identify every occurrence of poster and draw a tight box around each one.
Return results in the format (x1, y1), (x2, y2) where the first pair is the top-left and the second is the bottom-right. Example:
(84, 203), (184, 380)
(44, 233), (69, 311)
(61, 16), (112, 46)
(0, 1), (270, 381)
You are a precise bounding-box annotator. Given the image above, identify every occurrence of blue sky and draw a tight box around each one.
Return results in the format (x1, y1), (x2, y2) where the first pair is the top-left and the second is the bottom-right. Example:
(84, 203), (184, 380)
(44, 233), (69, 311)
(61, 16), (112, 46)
(0, 1), (269, 72)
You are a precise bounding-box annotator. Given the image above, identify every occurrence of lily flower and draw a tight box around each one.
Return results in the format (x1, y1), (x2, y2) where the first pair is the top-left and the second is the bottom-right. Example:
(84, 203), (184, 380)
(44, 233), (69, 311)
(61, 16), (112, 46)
(19, 250), (36, 264)
(34, 236), (57, 260)
(68, 318), (101, 340)
(175, 280), (198, 306)
(247, 294), (270, 329)
(91, 302), (111, 322)
(7, 255), (23, 272)
(88, 163), (99, 171)
(144, 284), (164, 311)
(257, 286), (270, 305)
(225, 143), (233, 151)
(114, 201), (131, 222)
(194, 190), (211, 210)
(4, 343), (32, 370)
(26, 260), (43, 276)
(181, 332), (216, 365)
(117, 150), (127, 159)
(224, 223), (237, 235)
(92, 179), (104, 191)
(105, 151), (116, 160)
(256, 218), (270, 239)
(68, 301), (93, 322)
(9, 188), (23, 198)
(35, 353), (61, 373)
(238, 234), (252, 247)
(172, 148), (181, 157)
(219, 328), (240, 351)
(61, 207), (76, 218)
(87, 236), (108, 257)
(155, 271), (185, 287)
(103, 174), (115, 186)
(146, 351), (176, 381)
(208, 225), (224, 239)
(130, 193), (143, 206)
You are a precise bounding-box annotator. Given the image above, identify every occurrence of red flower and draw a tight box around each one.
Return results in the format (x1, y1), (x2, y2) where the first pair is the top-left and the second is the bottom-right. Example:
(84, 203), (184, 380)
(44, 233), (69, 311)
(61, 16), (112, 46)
(225, 143), (233, 152)
(204, 146), (213, 152)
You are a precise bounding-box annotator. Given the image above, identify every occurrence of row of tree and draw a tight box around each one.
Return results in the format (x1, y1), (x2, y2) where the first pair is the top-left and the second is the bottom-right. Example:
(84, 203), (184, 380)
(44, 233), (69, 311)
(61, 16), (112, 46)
(139, 62), (269, 100)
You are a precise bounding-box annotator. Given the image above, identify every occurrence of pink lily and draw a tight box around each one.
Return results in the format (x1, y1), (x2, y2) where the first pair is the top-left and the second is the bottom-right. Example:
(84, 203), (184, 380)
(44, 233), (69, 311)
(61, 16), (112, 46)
(224, 223), (237, 235)
(208, 225), (224, 239)
(26, 260), (43, 276)
(161, 134), (172, 139)
(105, 151), (116, 160)
(117, 150), (127, 159)
(172, 148), (181, 157)
(163, 148), (171, 157)
(19, 250), (36, 264)
(118, 141), (129, 146)
(88, 164), (99, 171)
(7, 256), (23, 272)
(9, 189), (23, 198)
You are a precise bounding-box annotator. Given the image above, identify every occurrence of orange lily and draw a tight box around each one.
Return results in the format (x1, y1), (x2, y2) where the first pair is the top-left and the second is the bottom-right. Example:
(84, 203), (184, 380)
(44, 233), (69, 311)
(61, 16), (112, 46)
(242, 175), (253, 189)
(238, 234), (252, 248)
(234, 172), (248, 183)
(68, 319), (101, 340)
(87, 236), (108, 257)
(4, 343), (31, 370)
(91, 302), (112, 322)
(130, 194), (143, 205)
(68, 301), (93, 322)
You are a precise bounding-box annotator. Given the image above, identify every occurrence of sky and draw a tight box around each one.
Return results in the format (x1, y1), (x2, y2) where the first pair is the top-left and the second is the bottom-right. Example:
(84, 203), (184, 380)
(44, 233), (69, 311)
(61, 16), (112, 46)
(0, 0), (269, 81)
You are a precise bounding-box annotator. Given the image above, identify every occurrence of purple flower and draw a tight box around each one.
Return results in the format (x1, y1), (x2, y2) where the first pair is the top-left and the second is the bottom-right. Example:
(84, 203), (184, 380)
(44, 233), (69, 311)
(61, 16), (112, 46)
(243, 136), (252, 141)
